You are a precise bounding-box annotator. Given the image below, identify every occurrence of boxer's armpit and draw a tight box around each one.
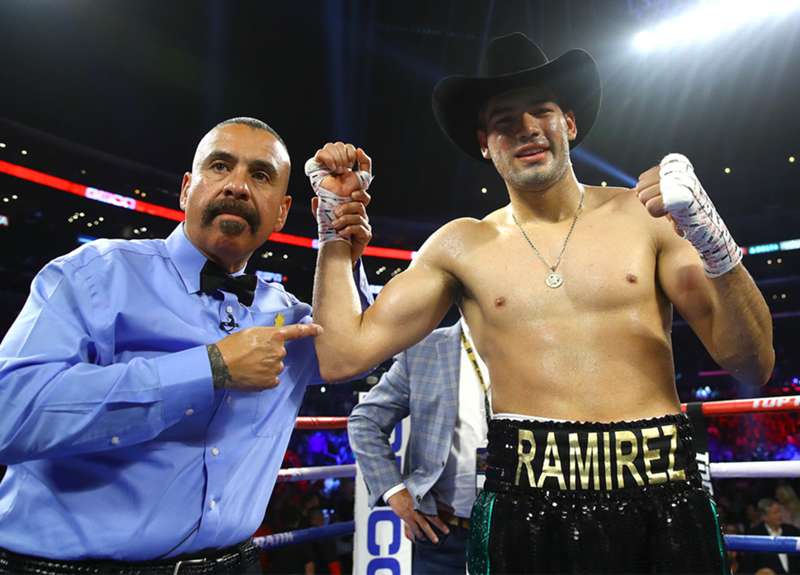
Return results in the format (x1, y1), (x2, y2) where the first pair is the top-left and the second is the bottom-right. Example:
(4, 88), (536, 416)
(207, 344), (233, 389)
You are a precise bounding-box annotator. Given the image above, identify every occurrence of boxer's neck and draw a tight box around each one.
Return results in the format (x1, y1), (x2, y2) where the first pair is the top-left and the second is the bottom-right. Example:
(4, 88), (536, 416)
(507, 169), (583, 224)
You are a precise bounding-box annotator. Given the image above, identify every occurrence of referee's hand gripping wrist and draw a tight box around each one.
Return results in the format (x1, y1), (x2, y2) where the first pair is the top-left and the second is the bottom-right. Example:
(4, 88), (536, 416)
(306, 142), (373, 253)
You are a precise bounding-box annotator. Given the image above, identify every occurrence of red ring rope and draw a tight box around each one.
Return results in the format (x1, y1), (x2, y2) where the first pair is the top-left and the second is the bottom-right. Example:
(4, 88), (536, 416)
(294, 416), (348, 430)
(680, 395), (800, 416)
(292, 396), (800, 431)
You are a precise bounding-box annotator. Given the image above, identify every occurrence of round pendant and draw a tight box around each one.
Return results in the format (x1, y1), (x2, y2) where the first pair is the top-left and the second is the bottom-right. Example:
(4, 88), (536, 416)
(545, 271), (563, 289)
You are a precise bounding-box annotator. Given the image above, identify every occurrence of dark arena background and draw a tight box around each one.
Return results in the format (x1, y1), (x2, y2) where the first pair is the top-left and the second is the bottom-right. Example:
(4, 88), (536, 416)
(0, 1), (799, 573)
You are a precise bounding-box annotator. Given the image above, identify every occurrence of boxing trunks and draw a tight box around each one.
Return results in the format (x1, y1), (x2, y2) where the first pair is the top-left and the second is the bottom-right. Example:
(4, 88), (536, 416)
(468, 414), (726, 574)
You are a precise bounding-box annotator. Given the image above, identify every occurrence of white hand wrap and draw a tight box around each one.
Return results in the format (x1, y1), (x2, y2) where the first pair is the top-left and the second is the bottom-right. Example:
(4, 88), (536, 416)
(659, 153), (742, 278)
(304, 157), (373, 245)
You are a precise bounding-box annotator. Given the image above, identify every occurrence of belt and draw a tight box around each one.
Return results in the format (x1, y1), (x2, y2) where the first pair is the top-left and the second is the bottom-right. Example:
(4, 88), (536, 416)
(0, 540), (258, 575)
(439, 510), (470, 530)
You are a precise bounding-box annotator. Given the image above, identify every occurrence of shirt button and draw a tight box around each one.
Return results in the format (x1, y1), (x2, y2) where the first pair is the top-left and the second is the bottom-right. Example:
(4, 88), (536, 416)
(226, 305), (233, 314)
(209, 499), (217, 510)
(111, 436), (120, 445)
(185, 408), (194, 416)
(211, 447), (220, 457)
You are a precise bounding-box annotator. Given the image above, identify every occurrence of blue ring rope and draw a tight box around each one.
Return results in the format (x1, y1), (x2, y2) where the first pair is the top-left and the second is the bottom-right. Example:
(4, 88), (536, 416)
(254, 522), (800, 554)
(254, 521), (355, 550)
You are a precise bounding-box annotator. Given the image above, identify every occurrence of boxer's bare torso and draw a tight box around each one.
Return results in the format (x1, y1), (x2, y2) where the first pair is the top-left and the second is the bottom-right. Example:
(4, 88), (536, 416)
(310, 96), (772, 416)
(433, 184), (680, 421)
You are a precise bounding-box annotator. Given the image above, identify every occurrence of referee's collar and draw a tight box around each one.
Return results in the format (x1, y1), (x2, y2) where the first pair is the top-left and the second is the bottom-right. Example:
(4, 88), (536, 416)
(164, 223), (248, 295)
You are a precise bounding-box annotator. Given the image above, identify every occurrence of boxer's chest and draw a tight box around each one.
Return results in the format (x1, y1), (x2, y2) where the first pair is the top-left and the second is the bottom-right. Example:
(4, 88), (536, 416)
(458, 209), (660, 322)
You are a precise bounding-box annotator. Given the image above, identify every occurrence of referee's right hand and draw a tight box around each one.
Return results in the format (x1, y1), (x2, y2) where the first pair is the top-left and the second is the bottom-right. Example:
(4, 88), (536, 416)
(210, 323), (323, 390)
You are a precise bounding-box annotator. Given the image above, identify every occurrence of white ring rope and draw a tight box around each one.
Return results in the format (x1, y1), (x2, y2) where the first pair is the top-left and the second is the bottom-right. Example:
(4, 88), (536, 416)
(275, 461), (800, 484)
(710, 460), (800, 479)
(277, 463), (356, 483)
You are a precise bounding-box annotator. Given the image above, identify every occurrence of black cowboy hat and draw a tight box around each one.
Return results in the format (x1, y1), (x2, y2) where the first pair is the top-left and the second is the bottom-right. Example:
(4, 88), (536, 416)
(432, 32), (602, 161)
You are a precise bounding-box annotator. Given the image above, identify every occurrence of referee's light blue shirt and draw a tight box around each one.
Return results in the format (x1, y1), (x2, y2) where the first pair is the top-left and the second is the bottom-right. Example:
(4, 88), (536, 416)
(0, 224), (371, 560)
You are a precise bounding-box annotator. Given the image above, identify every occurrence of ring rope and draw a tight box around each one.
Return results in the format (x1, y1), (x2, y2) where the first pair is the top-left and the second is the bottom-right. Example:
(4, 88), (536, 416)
(294, 416), (348, 430)
(724, 534), (800, 553)
(292, 396), (800, 431)
(681, 395), (800, 416)
(277, 464), (356, 483)
(253, 524), (800, 554)
(253, 521), (355, 551)
(276, 461), (800, 483)
(711, 461), (800, 479)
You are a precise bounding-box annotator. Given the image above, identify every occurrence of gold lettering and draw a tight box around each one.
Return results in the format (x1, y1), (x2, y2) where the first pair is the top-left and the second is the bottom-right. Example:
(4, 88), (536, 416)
(569, 432), (600, 490)
(603, 431), (612, 490)
(661, 424), (686, 481)
(615, 430), (644, 487)
(641, 427), (667, 485)
(537, 432), (566, 489)
(515, 429), (537, 487)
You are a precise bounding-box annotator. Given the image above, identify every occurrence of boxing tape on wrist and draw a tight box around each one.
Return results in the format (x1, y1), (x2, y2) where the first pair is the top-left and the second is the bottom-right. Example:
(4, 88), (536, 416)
(304, 157), (373, 245)
(659, 153), (742, 278)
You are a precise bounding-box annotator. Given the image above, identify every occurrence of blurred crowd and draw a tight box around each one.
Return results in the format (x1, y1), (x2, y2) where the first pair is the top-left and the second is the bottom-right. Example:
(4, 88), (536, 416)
(709, 414), (800, 463)
(254, 385), (359, 575)
(717, 480), (800, 574)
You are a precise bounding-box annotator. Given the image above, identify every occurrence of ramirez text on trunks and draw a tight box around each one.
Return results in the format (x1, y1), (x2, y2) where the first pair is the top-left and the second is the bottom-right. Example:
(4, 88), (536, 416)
(499, 418), (689, 491)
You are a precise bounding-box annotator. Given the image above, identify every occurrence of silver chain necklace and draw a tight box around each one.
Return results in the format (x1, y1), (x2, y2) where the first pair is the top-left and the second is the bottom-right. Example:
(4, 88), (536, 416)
(511, 185), (585, 289)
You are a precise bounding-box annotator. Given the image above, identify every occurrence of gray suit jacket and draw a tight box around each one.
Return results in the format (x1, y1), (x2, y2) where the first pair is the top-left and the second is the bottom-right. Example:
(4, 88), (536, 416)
(348, 323), (462, 515)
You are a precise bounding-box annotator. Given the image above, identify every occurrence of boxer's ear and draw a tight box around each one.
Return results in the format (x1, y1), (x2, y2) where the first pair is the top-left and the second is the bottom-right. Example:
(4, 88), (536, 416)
(565, 111), (577, 142)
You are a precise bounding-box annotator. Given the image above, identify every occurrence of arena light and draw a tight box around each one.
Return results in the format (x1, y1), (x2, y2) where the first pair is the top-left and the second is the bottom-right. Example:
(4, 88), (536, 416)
(571, 148), (637, 187)
(0, 159), (793, 264)
(747, 243), (780, 255)
(0, 159), (416, 261)
(633, 0), (800, 53)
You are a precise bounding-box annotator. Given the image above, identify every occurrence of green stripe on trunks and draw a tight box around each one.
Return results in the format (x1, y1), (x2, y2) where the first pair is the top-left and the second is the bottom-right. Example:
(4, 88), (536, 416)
(708, 498), (727, 575)
(468, 491), (496, 575)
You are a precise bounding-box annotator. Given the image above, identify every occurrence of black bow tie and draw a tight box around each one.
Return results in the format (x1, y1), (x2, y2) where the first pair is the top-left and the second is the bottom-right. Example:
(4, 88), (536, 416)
(199, 260), (257, 306)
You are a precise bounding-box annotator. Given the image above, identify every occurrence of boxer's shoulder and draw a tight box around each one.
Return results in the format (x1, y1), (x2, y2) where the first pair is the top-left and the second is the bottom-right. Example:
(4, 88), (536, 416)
(432, 216), (495, 243)
(584, 184), (666, 239)
(584, 183), (634, 210)
(588, 184), (654, 219)
(415, 217), (487, 263)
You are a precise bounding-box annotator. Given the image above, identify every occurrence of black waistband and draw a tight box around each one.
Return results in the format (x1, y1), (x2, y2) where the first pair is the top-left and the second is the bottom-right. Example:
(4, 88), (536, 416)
(0, 540), (258, 575)
(484, 413), (699, 492)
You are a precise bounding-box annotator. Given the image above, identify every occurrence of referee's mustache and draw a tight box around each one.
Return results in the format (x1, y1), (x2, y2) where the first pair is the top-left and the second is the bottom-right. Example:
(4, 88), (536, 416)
(202, 198), (261, 233)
